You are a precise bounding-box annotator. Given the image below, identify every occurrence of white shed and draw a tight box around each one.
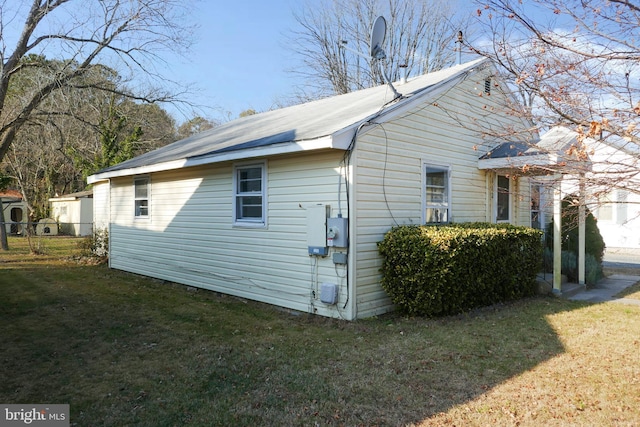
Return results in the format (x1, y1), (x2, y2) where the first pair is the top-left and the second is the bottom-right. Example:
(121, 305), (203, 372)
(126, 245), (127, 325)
(49, 190), (94, 236)
(88, 58), (539, 320)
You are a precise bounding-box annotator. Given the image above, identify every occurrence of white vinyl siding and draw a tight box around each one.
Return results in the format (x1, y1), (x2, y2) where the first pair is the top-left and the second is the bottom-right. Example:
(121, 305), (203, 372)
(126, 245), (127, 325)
(352, 74), (531, 318)
(93, 181), (110, 231)
(50, 197), (93, 236)
(107, 151), (352, 319)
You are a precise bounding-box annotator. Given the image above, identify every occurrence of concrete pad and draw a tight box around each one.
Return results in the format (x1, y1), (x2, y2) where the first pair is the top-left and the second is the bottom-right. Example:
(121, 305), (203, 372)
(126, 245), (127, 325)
(567, 274), (640, 304)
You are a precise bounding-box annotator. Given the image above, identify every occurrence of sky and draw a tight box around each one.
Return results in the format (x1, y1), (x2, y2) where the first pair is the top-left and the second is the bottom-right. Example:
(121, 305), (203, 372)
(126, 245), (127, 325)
(164, 0), (303, 123)
(2, 0), (556, 126)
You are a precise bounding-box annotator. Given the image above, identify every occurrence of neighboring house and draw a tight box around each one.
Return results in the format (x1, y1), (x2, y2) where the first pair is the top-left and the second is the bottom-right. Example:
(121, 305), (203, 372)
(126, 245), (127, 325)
(88, 58), (538, 320)
(542, 127), (640, 249)
(49, 190), (94, 236)
(0, 190), (28, 235)
(480, 125), (640, 248)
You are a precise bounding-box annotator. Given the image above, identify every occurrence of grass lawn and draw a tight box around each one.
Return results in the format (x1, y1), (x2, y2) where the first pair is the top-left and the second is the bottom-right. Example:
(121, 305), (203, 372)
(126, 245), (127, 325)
(1, 236), (639, 426)
(616, 281), (640, 301)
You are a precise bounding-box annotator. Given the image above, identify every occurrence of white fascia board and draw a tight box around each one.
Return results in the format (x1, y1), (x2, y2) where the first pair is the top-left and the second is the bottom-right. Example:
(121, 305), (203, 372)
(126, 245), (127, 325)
(49, 197), (78, 202)
(87, 136), (337, 183)
(87, 159), (187, 183)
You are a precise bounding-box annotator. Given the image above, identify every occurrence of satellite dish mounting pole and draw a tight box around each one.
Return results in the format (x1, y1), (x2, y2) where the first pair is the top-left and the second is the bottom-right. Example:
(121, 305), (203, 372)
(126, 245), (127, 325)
(338, 16), (401, 100)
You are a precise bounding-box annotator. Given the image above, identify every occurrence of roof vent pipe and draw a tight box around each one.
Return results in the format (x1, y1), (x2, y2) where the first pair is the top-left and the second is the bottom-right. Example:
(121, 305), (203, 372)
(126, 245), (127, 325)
(456, 31), (463, 65)
(399, 64), (408, 84)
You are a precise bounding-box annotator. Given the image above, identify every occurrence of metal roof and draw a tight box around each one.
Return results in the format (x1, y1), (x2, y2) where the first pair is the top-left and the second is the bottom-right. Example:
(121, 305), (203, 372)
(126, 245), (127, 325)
(88, 58), (489, 183)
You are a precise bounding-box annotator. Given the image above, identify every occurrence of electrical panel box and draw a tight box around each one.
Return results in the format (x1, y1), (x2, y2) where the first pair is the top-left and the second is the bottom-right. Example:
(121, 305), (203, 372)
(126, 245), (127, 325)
(307, 204), (329, 256)
(327, 217), (348, 248)
(320, 283), (339, 305)
(332, 252), (347, 265)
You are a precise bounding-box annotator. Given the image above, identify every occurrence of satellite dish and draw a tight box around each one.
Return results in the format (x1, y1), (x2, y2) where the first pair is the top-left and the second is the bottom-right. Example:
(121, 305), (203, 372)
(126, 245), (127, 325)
(370, 16), (387, 59)
(369, 15), (400, 99)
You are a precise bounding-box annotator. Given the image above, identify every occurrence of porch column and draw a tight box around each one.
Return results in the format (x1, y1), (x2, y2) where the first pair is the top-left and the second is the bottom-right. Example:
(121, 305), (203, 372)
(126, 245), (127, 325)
(553, 176), (562, 293)
(578, 175), (586, 286)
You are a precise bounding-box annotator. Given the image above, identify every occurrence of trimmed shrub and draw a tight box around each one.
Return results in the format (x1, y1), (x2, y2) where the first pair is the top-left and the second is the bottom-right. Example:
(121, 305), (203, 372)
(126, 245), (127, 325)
(545, 195), (606, 263)
(545, 194), (605, 284)
(585, 253), (603, 286)
(377, 223), (543, 317)
(561, 250), (578, 281)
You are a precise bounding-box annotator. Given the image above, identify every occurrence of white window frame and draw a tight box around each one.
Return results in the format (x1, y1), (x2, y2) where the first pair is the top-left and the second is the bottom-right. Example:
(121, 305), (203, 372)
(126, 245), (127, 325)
(134, 176), (150, 219)
(233, 161), (267, 227)
(422, 162), (451, 224)
(495, 174), (511, 223)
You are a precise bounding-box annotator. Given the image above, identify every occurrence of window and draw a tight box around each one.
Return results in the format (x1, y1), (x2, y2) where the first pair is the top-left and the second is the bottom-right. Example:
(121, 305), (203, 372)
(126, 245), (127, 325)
(530, 183), (542, 229)
(596, 193), (613, 222)
(616, 190), (628, 225)
(423, 164), (450, 223)
(496, 175), (510, 222)
(134, 177), (149, 218)
(233, 162), (266, 226)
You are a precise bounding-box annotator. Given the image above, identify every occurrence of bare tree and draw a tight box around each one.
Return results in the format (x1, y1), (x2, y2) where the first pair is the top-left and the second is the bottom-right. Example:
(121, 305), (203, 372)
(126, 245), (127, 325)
(0, 0), (194, 249)
(469, 0), (640, 210)
(288, 0), (470, 97)
(0, 0), (194, 165)
(3, 65), (178, 220)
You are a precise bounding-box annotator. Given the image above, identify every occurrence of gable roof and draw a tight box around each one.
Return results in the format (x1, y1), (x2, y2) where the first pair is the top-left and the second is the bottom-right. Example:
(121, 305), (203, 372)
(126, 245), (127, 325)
(88, 58), (490, 184)
(0, 190), (23, 200)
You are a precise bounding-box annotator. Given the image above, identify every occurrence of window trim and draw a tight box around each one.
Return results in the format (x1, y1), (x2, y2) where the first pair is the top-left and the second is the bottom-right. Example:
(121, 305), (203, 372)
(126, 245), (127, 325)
(422, 162), (451, 224)
(232, 161), (267, 227)
(134, 176), (150, 219)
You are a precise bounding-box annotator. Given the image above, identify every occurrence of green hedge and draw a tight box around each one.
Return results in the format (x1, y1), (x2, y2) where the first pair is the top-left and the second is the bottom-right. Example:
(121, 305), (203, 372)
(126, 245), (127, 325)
(377, 223), (543, 317)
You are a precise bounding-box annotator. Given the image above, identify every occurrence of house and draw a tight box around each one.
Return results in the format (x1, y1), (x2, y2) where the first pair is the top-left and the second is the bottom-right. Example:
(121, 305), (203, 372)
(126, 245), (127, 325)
(88, 58), (539, 320)
(480, 126), (640, 249)
(49, 190), (94, 236)
(0, 190), (28, 235)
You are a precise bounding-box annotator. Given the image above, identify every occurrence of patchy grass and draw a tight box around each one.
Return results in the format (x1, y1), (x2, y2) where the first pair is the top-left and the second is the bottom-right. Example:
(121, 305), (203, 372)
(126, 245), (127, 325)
(615, 280), (640, 301)
(1, 237), (639, 426)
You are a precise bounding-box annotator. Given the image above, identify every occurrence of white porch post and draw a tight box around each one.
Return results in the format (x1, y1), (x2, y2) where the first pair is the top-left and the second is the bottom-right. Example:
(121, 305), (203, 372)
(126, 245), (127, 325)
(578, 175), (586, 286)
(553, 176), (562, 293)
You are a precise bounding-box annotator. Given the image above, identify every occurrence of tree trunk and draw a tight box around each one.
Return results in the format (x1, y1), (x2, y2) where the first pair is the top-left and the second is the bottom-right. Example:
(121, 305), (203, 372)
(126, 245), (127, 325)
(0, 197), (8, 250)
